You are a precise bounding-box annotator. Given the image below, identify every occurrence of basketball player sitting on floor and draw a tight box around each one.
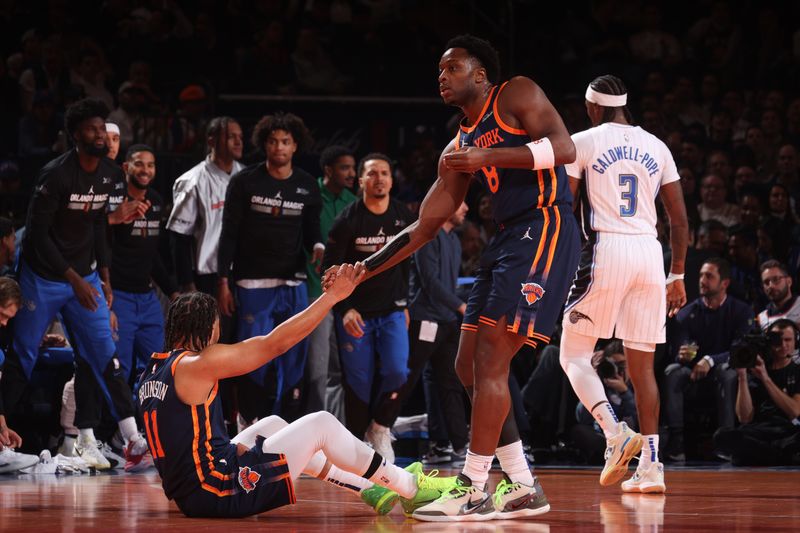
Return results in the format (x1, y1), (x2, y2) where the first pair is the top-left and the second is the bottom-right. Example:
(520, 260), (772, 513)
(138, 263), (453, 518)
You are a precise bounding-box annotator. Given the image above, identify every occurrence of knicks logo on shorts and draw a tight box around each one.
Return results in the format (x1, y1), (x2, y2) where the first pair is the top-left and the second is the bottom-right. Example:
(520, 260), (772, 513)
(238, 466), (261, 493)
(520, 283), (545, 305)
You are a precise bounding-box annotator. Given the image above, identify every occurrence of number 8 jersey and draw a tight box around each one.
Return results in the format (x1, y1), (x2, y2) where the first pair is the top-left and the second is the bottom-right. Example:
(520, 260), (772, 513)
(456, 82), (573, 225)
(565, 122), (679, 237)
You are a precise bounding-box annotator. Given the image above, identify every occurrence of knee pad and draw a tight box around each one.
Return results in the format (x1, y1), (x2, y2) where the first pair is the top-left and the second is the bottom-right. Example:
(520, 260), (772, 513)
(622, 340), (656, 352)
(558, 329), (598, 372)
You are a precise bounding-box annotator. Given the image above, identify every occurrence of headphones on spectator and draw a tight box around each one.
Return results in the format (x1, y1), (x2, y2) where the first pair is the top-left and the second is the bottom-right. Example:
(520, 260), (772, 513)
(769, 318), (800, 346)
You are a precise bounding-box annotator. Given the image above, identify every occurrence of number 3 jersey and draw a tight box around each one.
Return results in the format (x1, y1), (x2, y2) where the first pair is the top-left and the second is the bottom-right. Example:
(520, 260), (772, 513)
(456, 82), (573, 225)
(565, 122), (679, 237)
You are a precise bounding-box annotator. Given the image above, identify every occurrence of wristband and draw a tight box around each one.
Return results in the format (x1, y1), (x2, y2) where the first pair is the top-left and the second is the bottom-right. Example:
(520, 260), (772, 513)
(666, 272), (684, 285)
(525, 137), (555, 170)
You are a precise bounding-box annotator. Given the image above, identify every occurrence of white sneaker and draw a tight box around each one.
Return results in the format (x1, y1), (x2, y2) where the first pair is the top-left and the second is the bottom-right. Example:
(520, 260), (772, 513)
(54, 453), (91, 474)
(21, 450), (57, 474)
(0, 447), (41, 474)
(492, 474), (550, 519)
(412, 475), (496, 522)
(75, 436), (111, 470)
(621, 462), (666, 493)
(600, 422), (643, 486)
(98, 441), (125, 469)
(365, 422), (395, 464)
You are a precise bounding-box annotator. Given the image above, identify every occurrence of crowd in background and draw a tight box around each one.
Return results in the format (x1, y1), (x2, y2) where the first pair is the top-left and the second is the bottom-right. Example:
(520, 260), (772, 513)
(0, 0), (799, 472)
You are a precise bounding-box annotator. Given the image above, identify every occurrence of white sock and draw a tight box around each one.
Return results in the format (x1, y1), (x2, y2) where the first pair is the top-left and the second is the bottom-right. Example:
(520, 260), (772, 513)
(118, 417), (139, 444)
(78, 428), (96, 441)
(323, 464), (373, 494)
(593, 402), (620, 438)
(640, 434), (659, 468)
(496, 441), (533, 486)
(560, 330), (619, 438)
(61, 435), (77, 456)
(367, 455), (417, 499)
(462, 450), (493, 491)
(304, 450), (373, 494)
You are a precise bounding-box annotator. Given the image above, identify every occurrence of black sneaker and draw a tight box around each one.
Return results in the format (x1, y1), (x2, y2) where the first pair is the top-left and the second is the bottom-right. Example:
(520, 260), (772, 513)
(422, 444), (452, 465)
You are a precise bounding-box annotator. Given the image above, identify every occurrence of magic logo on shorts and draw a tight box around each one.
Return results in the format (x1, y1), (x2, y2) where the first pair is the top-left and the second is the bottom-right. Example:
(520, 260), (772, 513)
(238, 466), (261, 493)
(520, 282), (545, 305)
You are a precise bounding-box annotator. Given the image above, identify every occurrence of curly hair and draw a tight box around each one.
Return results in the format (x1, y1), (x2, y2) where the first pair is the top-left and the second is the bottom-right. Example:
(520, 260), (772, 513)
(64, 97), (110, 137)
(445, 35), (501, 84)
(251, 112), (312, 154)
(206, 116), (239, 155)
(164, 292), (219, 352)
(588, 74), (634, 124)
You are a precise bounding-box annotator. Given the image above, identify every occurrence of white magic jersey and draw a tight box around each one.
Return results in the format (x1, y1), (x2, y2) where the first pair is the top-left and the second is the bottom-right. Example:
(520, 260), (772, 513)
(166, 155), (244, 275)
(565, 123), (679, 237)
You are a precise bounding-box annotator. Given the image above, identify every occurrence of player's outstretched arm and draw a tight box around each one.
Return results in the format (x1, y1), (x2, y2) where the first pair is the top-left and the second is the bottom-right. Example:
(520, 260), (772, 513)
(442, 76), (575, 173)
(660, 181), (689, 317)
(183, 264), (365, 384)
(329, 139), (471, 281)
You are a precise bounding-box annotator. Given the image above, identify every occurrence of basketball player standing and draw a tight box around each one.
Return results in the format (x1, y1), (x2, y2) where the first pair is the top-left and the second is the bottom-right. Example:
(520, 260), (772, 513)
(326, 35), (580, 521)
(560, 75), (688, 493)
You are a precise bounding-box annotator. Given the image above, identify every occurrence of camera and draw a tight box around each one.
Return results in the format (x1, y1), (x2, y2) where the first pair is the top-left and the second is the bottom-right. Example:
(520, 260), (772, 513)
(596, 358), (618, 380)
(729, 331), (780, 369)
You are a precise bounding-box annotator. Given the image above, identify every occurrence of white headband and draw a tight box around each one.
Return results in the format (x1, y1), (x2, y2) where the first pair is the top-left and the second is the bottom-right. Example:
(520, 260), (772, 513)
(585, 86), (627, 107)
(105, 122), (120, 135)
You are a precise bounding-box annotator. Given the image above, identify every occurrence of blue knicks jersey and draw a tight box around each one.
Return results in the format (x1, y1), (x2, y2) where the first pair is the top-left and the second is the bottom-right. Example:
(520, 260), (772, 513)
(139, 350), (238, 501)
(456, 83), (573, 224)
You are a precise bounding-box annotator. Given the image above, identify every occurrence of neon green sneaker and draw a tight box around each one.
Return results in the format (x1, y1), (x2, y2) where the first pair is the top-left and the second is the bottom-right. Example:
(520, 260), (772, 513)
(361, 483), (400, 515)
(399, 462), (459, 516)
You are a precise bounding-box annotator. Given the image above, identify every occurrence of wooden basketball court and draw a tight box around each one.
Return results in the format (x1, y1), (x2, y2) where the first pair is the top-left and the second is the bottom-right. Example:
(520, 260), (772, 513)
(2, 467), (798, 531)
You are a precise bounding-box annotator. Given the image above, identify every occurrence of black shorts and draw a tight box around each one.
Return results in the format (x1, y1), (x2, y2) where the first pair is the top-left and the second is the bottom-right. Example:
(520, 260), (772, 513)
(175, 437), (295, 518)
(462, 205), (580, 347)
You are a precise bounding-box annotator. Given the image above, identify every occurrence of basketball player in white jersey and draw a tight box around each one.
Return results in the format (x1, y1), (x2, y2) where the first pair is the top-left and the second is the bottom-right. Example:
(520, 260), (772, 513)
(560, 75), (688, 493)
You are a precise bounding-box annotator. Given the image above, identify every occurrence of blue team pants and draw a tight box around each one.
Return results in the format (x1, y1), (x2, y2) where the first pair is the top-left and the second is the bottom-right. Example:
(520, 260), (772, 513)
(235, 284), (308, 416)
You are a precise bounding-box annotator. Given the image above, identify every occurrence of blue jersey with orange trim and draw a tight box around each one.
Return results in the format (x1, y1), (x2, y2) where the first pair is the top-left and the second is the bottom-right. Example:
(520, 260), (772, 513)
(138, 349), (238, 501)
(456, 82), (573, 225)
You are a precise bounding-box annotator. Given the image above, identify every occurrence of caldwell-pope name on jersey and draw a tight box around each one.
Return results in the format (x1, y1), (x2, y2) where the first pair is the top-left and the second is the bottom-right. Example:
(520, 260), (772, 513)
(139, 379), (169, 405)
(250, 194), (305, 216)
(591, 145), (660, 177)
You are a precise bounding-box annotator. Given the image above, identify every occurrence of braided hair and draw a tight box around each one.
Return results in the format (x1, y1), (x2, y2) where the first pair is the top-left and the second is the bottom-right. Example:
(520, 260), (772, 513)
(164, 292), (219, 352)
(206, 116), (238, 156)
(589, 75), (634, 125)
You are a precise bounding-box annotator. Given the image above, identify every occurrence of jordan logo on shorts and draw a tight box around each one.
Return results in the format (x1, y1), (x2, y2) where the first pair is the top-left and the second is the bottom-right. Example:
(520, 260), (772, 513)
(521, 282), (545, 305)
(238, 466), (261, 493)
(521, 227), (533, 240)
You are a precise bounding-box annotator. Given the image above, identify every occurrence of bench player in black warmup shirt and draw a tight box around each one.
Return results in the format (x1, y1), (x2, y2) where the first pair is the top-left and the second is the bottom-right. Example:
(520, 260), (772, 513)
(325, 36), (579, 521)
(110, 144), (177, 388)
(0, 98), (147, 469)
(138, 269), (455, 518)
(323, 153), (414, 462)
(218, 112), (323, 420)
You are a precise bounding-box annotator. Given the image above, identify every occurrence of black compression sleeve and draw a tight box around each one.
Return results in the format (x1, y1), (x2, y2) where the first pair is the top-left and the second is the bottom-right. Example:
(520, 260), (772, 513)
(363, 233), (410, 272)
